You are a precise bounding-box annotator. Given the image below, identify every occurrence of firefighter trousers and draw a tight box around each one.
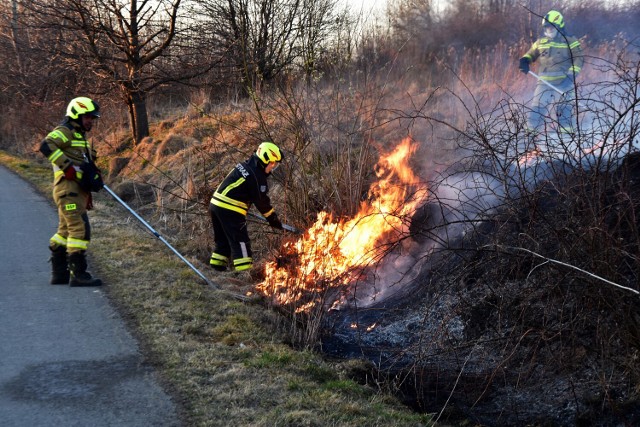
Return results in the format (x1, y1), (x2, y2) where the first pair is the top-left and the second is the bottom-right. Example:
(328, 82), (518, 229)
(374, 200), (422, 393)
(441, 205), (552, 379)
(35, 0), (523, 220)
(528, 79), (576, 134)
(209, 203), (253, 271)
(50, 178), (91, 254)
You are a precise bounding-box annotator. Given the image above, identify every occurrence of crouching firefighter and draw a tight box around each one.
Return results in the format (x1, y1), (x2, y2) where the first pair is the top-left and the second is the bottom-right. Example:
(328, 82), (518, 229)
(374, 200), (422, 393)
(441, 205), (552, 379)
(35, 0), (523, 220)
(39, 97), (104, 286)
(209, 142), (284, 272)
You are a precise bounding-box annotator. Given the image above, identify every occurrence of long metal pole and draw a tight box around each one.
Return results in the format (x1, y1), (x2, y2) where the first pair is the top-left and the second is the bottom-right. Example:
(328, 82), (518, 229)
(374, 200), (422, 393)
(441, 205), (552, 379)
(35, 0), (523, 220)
(528, 70), (588, 115)
(103, 184), (216, 288)
(528, 71), (565, 95)
(246, 211), (302, 234)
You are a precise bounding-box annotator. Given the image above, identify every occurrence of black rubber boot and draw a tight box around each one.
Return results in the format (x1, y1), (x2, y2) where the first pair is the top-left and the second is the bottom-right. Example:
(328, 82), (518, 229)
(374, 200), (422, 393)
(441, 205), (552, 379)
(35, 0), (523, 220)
(68, 251), (102, 287)
(49, 246), (70, 285)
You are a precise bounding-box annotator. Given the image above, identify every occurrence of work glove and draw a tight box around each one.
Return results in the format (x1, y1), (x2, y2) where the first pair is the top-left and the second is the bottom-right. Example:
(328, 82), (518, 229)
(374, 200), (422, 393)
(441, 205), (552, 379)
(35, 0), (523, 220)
(519, 57), (530, 74)
(63, 165), (78, 181)
(266, 213), (283, 230)
(86, 193), (94, 210)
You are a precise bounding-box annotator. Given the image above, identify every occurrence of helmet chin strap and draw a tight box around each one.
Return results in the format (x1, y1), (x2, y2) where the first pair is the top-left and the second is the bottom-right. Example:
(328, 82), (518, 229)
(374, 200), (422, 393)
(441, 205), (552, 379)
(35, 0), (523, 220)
(74, 116), (88, 132)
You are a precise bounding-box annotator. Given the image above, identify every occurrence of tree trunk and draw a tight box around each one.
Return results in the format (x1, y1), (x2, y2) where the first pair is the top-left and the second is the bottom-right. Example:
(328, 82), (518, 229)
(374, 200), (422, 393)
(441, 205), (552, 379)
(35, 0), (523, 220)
(10, 0), (23, 72)
(128, 91), (149, 145)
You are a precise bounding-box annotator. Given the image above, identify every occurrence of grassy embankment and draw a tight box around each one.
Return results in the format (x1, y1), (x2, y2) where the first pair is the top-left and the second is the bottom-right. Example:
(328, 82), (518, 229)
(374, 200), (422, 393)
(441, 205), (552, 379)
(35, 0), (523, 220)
(0, 148), (434, 426)
(1, 33), (627, 425)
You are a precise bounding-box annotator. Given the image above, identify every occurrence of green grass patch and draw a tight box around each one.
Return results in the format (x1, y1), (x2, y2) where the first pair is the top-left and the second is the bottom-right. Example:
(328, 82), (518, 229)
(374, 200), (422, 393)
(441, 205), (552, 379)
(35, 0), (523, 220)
(249, 347), (297, 368)
(323, 379), (368, 395)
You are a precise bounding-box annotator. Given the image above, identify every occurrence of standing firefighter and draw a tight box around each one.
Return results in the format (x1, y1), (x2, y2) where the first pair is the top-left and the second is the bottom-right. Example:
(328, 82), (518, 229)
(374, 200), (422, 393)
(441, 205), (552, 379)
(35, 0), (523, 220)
(519, 10), (584, 136)
(209, 142), (284, 272)
(39, 97), (103, 286)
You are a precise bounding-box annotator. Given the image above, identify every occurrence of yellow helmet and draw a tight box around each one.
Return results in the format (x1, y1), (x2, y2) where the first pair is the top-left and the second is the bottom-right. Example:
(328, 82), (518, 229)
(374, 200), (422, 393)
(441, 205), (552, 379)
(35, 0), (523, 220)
(256, 142), (282, 164)
(66, 97), (101, 119)
(542, 10), (564, 29)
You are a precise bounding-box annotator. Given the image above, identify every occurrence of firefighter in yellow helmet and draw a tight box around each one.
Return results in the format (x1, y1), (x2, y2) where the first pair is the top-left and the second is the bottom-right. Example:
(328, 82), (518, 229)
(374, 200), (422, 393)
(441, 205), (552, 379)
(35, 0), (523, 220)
(209, 142), (284, 272)
(518, 10), (584, 136)
(39, 97), (103, 286)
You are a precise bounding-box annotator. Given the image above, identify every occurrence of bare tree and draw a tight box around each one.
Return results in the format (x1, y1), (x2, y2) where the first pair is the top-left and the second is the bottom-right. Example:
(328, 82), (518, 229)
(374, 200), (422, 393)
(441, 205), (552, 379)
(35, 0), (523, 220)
(297, 0), (342, 80)
(0, 0), (34, 97)
(22, 0), (214, 144)
(9, 0), (24, 72)
(0, 0), (65, 145)
(387, 0), (436, 55)
(195, 0), (339, 94)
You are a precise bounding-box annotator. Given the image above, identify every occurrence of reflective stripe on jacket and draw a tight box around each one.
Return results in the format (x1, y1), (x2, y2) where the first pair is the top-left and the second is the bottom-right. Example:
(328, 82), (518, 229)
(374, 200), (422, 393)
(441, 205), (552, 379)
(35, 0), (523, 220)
(210, 154), (276, 218)
(39, 121), (97, 178)
(522, 33), (583, 81)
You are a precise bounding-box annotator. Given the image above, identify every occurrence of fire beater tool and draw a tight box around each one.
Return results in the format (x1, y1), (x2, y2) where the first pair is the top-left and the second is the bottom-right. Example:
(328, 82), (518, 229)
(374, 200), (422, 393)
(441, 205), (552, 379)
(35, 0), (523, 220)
(247, 212), (302, 234)
(528, 71), (588, 117)
(528, 70), (566, 95)
(103, 184), (217, 288)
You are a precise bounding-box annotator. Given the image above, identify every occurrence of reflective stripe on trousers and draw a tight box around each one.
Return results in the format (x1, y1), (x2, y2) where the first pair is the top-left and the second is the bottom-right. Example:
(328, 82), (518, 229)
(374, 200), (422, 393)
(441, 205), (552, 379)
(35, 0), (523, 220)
(52, 178), (90, 254)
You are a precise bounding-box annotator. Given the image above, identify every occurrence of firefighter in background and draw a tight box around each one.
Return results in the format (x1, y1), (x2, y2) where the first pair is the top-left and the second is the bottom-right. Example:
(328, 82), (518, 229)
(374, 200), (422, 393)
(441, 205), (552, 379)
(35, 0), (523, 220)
(209, 142), (284, 272)
(519, 10), (584, 136)
(39, 97), (102, 286)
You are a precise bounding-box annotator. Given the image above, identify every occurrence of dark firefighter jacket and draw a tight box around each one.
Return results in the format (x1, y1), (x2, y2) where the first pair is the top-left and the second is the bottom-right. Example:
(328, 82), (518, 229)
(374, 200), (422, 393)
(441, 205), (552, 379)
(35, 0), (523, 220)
(210, 154), (276, 219)
(39, 120), (97, 183)
(522, 31), (584, 82)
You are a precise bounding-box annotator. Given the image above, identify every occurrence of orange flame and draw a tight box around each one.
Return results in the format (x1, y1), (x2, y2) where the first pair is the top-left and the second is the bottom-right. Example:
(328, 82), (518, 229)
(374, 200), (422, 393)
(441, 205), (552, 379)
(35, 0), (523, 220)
(517, 149), (541, 166)
(256, 138), (428, 312)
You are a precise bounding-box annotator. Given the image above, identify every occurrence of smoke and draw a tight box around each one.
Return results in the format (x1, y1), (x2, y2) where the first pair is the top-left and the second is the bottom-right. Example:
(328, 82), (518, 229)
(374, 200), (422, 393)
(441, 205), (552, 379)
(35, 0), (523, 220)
(347, 81), (640, 309)
(282, 33), (640, 313)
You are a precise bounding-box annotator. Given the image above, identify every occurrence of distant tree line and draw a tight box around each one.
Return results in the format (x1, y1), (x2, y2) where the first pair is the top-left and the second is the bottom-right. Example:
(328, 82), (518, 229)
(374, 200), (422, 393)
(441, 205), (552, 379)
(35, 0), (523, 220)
(0, 0), (350, 145)
(0, 0), (638, 146)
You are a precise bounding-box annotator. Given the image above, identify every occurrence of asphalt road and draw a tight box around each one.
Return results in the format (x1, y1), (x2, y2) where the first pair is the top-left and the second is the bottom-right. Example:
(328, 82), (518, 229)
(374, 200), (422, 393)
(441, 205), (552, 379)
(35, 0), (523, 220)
(0, 165), (180, 426)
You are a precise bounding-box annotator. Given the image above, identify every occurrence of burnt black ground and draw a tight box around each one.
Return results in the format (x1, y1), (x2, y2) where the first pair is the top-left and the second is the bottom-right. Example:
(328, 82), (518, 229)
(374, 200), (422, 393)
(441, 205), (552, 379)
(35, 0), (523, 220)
(321, 153), (640, 426)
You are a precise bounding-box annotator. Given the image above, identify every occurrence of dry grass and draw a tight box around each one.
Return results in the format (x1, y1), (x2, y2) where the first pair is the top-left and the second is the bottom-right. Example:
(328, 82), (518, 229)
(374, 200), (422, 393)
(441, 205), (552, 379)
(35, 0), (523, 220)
(0, 149), (433, 426)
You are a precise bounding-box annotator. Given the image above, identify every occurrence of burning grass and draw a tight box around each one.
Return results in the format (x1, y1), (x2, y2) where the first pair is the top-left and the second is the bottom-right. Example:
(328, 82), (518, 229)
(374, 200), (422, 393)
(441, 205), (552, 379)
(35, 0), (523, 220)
(257, 138), (429, 314)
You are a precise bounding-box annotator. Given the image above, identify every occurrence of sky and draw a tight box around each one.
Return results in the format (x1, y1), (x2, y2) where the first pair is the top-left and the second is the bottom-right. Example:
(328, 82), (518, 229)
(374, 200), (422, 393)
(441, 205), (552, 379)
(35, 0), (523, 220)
(342, 0), (449, 17)
(343, 0), (387, 15)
